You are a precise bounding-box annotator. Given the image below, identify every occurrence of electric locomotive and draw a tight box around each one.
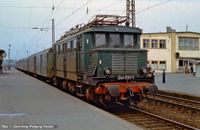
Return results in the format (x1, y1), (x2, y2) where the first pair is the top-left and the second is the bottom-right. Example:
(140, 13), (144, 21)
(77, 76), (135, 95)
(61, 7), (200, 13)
(53, 15), (157, 106)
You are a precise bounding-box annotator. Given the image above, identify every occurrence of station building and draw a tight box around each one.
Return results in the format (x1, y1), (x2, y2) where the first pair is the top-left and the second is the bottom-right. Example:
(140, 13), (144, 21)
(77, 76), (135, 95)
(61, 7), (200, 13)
(140, 27), (200, 73)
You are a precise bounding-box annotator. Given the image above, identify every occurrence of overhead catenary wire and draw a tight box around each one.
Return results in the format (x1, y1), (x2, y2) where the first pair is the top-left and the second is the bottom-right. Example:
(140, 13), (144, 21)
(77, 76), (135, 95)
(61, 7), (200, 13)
(137, 0), (173, 14)
(55, 0), (93, 26)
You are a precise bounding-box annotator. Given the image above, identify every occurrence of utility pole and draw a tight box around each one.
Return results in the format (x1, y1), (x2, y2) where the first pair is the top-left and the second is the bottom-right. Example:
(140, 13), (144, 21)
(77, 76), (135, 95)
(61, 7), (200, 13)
(8, 44), (11, 70)
(52, 19), (55, 47)
(126, 0), (136, 27)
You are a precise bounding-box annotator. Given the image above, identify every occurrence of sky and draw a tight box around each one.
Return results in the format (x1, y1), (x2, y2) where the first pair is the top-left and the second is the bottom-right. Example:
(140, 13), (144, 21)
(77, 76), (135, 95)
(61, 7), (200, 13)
(0, 0), (200, 60)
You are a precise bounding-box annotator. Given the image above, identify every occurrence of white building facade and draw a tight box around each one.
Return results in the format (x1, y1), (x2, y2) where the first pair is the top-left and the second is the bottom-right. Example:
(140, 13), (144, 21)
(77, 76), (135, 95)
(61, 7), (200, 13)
(141, 30), (200, 73)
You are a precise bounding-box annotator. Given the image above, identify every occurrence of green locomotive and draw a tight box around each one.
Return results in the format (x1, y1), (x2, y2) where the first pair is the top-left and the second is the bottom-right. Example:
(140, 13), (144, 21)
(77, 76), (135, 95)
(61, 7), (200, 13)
(53, 15), (157, 105)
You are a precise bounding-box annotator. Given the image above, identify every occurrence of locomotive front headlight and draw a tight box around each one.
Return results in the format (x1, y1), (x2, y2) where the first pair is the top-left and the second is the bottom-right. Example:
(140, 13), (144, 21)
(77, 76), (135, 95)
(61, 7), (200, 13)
(104, 67), (112, 76)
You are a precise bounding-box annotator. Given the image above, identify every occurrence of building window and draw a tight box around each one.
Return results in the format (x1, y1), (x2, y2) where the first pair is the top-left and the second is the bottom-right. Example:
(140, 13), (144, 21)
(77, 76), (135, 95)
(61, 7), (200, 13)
(179, 60), (183, 67)
(151, 39), (158, 48)
(151, 61), (158, 70)
(143, 39), (150, 48)
(178, 37), (199, 51)
(159, 40), (166, 49)
(159, 61), (166, 70)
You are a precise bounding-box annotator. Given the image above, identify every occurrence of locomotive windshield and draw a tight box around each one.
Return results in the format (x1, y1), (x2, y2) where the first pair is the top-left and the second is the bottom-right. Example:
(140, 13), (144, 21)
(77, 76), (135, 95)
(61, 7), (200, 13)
(95, 33), (106, 47)
(109, 34), (121, 48)
(124, 34), (134, 47)
(95, 33), (139, 48)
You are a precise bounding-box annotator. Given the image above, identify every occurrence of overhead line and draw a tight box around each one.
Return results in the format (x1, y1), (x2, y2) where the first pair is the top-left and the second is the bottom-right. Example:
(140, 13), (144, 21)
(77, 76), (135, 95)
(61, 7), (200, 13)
(56, 0), (93, 26)
(0, 5), (74, 10)
(137, 0), (173, 14)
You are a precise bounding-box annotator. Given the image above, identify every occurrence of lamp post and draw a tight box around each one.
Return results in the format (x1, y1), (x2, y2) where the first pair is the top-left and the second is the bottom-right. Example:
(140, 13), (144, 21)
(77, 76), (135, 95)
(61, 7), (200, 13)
(8, 44), (11, 70)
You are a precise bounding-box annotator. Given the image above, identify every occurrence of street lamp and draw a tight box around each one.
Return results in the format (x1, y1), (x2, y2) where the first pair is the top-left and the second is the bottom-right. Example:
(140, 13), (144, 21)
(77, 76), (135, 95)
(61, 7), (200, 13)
(8, 44), (11, 70)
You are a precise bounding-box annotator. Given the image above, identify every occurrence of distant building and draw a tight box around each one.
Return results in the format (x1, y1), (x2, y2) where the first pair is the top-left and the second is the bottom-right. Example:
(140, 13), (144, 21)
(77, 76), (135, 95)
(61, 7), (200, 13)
(140, 27), (200, 72)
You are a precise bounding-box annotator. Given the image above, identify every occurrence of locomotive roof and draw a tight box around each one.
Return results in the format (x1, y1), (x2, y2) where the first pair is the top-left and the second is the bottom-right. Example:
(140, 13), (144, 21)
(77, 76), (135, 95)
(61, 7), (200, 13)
(57, 15), (142, 43)
(57, 25), (142, 42)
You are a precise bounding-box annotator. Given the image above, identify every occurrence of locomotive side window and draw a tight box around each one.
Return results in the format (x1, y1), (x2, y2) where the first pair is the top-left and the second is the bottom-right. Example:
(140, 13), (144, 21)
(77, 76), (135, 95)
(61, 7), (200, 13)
(95, 33), (106, 48)
(62, 44), (65, 53)
(58, 45), (61, 55)
(67, 42), (70, 51)
(64, 43), (67, 51)
(109, 34), (121, 48)
(124, 34), (134, 47)
(70, 41), (73, 52)
(73, 39), (77, 50)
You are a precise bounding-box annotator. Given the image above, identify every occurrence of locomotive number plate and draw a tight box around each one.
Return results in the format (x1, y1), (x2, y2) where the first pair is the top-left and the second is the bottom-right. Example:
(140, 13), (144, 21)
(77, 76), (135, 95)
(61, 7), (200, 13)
(117, 75), (135, 80)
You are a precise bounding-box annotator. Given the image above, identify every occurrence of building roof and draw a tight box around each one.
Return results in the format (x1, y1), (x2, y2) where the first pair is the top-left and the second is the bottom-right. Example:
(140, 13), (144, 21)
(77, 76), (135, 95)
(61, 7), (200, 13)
(142, 31), (200, 36)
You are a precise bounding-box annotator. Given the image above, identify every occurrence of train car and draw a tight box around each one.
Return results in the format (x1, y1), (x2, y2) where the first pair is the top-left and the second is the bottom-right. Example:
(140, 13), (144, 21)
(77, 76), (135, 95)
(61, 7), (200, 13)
(35, 48), (54, 81)
(22, 58), (28, 73)
(27, 54), (35, 75)
(52, 15), (158, 106)
(16, 48), (54, 81)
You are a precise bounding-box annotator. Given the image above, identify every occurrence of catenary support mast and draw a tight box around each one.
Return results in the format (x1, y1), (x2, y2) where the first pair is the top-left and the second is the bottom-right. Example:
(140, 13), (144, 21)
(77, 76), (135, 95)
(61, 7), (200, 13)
(126, 0), (135, 27)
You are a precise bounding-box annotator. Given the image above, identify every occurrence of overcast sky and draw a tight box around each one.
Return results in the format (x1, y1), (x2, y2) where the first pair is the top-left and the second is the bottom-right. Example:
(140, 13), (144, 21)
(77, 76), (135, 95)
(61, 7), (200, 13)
(0, 0), (200, 60)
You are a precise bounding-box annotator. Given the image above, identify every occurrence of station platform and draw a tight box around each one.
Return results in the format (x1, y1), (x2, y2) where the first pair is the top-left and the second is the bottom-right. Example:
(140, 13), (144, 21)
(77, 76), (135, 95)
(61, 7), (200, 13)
(0, 69), (143, 130)
(155, 73), (200, 97)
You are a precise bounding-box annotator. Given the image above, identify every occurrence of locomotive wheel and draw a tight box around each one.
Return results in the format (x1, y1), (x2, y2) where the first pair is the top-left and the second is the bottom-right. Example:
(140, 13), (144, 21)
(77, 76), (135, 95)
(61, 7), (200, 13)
(68, 82), (76, 95)
(62, 80), (68, 91)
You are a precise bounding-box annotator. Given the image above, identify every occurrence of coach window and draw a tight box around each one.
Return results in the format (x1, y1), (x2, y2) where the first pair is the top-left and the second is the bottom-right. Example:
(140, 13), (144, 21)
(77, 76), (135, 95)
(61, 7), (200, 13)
(95, 33), (106, 48)
(124, 34), (133, 48)
(109, 33), (121, 48)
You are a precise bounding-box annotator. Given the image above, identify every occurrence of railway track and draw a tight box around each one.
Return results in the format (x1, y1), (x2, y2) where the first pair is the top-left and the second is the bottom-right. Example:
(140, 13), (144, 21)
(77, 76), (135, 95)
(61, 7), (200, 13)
(110, 102), (199, 130)
(147, 93), (200, 111)
(32, 76), (200, 129)
(135, 92), (200, 129)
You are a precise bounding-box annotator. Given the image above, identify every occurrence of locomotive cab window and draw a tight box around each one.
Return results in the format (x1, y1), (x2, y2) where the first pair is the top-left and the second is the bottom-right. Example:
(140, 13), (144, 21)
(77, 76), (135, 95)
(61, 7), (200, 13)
(95, 33), (106, 48)
(109, 34), (121, 48)
(124, 34), (134, 48)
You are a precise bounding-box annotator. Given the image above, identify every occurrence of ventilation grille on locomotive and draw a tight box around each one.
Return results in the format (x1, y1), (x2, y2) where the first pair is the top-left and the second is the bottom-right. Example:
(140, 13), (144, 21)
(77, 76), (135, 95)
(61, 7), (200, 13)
(112, 53), (138, 74)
